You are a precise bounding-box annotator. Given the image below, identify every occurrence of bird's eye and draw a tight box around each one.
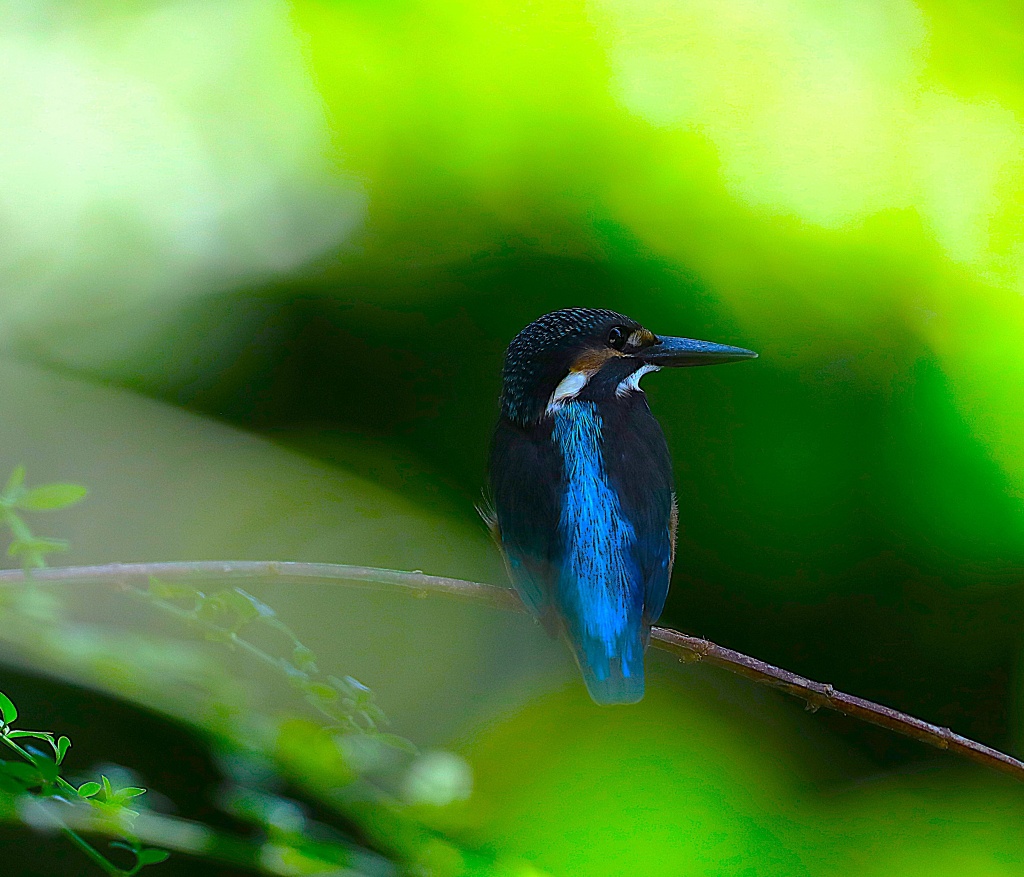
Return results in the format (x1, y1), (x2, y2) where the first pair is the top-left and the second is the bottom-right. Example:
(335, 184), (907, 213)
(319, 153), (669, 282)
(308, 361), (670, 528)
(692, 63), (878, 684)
(607, 326), (628, 351)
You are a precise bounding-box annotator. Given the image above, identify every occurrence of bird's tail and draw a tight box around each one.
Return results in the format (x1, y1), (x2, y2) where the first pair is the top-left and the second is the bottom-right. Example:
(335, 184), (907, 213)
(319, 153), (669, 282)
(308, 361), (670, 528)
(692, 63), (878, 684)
(572, 631), (646, 705)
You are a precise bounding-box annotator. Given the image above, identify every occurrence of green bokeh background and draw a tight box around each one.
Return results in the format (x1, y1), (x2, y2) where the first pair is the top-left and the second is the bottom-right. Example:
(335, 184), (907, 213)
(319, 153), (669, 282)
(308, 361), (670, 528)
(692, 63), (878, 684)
(3, 0), (1024, 873)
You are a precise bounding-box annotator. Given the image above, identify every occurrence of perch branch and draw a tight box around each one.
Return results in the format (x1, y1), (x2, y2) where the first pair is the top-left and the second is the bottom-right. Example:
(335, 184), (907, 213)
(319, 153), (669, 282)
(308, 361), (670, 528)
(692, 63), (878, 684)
(1, 561), (1022, 781)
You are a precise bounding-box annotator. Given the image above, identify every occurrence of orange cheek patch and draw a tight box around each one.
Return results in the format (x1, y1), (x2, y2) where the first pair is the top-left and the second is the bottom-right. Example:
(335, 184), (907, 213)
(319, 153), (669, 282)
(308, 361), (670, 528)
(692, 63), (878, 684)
(571, 347), (621, 374)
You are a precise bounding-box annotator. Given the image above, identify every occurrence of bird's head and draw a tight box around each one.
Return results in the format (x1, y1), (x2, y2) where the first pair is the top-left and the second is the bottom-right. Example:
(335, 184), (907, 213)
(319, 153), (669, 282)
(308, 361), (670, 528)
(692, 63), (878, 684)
(500, 308), (757, 425)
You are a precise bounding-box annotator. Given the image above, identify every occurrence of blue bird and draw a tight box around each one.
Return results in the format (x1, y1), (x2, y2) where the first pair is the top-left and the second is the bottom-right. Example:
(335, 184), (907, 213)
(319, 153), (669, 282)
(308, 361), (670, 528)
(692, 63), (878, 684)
(486, 308), (756, 704)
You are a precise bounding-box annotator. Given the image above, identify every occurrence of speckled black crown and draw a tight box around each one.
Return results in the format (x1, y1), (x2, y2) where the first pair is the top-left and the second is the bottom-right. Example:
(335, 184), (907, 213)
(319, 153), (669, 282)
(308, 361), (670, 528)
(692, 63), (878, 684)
(500, 308), (641, 424)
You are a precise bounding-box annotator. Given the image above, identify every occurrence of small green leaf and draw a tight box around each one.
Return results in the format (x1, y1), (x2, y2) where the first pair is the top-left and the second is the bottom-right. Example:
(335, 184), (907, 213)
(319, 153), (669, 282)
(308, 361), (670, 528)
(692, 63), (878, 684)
(101, 774), (113, 800)
(147, 578), (201, 602)
(0, 690), (17, 725)
(137, 848), (170, 866)
(3, 466), (25, 498)
(14, 484), (87, 511)
(116, 786), (147, 800)
(55, 736), (71, 764)
(292, 645), (317, 672)
(7, 730), (54, 741)
(304, 682), (339, 703)
(197, 589), (265, 630)
(78, 781), (101, 798)
(7, 537), (69, 557)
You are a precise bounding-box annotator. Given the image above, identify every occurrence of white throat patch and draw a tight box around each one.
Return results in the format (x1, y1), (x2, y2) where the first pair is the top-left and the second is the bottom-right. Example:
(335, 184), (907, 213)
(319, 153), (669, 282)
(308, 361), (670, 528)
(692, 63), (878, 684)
(546, 370), (590, 414)
(616, 364), (660, 397)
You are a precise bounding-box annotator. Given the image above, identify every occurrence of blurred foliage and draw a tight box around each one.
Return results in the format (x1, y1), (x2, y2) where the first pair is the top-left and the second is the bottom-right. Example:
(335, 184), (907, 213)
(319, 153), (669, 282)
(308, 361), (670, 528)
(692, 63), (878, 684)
(0, 477), (492, 875)
(0, 682), (170, 877)
(1, 0), (1024, 874)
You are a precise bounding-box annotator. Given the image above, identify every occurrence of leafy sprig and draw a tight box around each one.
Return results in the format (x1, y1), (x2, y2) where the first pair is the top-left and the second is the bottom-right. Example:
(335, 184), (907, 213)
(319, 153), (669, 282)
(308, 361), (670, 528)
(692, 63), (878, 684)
(143, 579), (404, 745)
(0, 689), (168, 876)
(0, 466), (86, 570)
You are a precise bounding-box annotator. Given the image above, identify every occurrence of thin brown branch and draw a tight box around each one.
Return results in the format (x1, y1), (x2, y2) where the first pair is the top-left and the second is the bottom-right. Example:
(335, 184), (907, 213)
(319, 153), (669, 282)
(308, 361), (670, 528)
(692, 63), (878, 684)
(1, 560), (1022, 781)
(650, 628), (1024, 780)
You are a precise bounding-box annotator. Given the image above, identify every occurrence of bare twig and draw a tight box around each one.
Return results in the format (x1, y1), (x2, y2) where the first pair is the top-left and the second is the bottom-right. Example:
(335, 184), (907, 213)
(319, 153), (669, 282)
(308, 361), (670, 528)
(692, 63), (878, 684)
(1, 560), (1022, 781)
(650, 628), (1024, 780)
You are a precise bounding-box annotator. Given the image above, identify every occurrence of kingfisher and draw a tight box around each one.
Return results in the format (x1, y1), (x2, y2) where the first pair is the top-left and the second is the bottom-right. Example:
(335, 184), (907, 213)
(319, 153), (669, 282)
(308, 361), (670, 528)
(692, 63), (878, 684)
(486, 308), (756, 704)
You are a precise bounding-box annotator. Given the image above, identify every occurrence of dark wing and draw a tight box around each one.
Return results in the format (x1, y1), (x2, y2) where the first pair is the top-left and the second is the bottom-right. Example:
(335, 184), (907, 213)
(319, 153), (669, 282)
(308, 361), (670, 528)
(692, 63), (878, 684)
(602, 394), (676, 629)
(638, 492), (675, 627)
(487, 416), (564, 630)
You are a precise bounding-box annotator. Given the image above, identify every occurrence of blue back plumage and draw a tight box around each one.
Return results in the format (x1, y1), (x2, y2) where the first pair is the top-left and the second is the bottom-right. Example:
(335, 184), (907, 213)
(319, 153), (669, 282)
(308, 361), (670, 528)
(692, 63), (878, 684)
(552, 401), (646, 704)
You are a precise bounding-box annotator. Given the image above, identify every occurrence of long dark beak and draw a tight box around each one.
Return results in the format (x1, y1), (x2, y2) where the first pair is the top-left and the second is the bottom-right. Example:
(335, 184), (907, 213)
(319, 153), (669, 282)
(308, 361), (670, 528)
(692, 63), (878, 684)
(639, 335), (758, 367)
